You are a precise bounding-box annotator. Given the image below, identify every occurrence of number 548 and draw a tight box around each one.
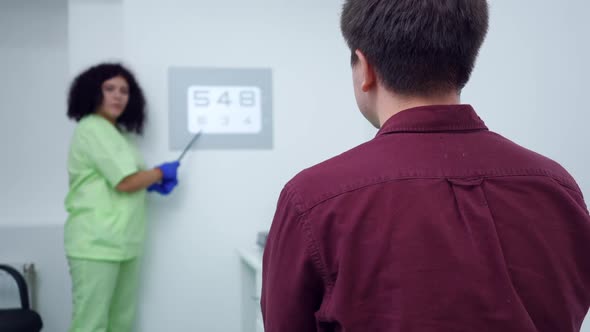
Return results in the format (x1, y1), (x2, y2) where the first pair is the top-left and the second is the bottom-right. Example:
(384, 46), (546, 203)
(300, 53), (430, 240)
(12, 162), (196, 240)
(193, 90), (256, 107)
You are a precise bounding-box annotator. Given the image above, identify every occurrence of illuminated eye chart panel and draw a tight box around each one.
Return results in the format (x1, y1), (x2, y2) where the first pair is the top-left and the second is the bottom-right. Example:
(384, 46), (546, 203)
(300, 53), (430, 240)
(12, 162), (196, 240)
(169, 67), (273, 150)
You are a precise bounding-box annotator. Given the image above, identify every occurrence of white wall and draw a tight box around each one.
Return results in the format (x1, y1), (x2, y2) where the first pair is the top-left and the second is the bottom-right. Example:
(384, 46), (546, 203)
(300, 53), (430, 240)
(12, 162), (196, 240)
(0, 0), (588, 331)
(120, 1), (372, 331)
(68, 0), (125, 75)
(0, 0), (70, 226)
(0, 2), (71, 331)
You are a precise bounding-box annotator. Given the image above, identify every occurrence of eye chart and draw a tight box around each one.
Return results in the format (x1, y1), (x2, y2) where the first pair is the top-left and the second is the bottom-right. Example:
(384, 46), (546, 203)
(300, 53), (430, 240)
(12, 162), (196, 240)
(169, 68), (273, 150)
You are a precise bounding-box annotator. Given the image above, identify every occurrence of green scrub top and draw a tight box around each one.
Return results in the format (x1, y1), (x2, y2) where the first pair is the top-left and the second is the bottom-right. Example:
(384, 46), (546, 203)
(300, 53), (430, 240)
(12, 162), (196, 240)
(64, 114), (147, 261)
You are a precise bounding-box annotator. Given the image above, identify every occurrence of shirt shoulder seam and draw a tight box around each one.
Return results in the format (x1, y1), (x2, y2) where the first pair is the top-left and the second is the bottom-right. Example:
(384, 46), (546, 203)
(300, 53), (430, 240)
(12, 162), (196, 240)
(294, 169), (581, 214)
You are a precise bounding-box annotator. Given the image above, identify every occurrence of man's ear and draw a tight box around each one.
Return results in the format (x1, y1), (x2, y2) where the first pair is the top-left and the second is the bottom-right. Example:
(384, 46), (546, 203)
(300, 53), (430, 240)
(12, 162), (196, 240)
(355, 49), (376, 92)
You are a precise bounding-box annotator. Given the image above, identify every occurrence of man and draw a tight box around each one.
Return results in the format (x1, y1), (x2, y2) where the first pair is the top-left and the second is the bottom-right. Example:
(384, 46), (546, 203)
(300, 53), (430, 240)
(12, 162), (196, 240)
(262, 0), (590, 331)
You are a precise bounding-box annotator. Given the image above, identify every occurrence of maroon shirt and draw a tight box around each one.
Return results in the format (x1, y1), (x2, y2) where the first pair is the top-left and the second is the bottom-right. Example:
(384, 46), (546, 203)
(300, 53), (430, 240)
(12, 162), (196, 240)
(261, 105), (590, 332)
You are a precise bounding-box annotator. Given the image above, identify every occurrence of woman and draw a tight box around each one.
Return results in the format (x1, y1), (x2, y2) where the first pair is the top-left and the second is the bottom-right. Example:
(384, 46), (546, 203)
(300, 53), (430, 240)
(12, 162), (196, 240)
(64, 63), (178, 332)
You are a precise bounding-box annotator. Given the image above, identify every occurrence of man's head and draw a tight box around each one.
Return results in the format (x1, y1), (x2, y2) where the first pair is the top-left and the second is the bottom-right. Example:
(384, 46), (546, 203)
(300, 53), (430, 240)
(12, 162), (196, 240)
(341, 0), (489, 126)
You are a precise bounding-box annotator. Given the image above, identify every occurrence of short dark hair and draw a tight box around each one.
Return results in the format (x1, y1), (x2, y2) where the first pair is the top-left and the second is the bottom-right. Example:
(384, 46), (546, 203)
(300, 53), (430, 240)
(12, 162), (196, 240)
(341, 0), (489, 96)
(67, 63), (146, 134)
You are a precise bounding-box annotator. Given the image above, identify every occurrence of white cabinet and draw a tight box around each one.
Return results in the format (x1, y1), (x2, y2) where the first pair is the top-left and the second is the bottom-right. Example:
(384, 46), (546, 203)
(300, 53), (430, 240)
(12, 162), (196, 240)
(238, 248), (264, 332)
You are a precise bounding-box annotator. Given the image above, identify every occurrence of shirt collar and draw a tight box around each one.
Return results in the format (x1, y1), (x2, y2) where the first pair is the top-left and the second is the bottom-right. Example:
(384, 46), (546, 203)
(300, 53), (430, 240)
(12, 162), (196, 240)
(376, 104), (488, 136)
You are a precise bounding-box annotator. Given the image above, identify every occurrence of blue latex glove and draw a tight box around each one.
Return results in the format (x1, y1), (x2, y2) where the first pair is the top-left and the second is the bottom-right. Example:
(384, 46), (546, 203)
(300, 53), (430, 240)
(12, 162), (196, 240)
(157, 161), (180, 180)
(147, 179), (178, 195)
(161, 179), (178, 194)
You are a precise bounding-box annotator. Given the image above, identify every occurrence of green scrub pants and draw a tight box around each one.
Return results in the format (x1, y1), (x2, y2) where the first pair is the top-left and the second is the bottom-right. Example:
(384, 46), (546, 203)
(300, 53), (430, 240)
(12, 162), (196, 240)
(67, 257), (141, 332)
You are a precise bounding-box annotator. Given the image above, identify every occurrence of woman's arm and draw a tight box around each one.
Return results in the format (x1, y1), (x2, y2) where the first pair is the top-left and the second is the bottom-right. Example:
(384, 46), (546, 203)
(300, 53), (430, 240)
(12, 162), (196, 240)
(116, 169), (162, 193)
(115, 161), (180, 193)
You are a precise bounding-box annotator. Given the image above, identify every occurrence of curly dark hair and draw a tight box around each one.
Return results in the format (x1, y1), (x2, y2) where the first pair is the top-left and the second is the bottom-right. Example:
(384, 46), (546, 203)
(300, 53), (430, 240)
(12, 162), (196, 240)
(67, 63), (146, 134)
